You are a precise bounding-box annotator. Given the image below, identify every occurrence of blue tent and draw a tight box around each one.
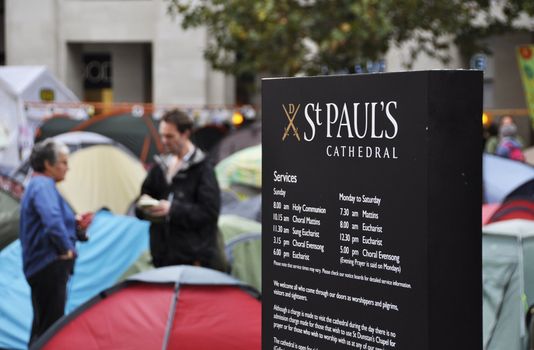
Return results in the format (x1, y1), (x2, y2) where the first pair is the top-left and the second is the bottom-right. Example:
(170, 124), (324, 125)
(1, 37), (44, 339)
(484, 154), (534, 203)
(0, 210), (149, 349)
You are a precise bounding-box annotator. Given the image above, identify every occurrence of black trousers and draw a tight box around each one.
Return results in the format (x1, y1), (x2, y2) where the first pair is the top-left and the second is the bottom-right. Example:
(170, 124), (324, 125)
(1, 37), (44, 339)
(27, 259), (73, 347)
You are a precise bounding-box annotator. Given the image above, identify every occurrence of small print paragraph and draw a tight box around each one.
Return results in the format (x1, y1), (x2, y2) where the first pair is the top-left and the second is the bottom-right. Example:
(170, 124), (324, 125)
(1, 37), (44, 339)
(273, 305), (397, 349)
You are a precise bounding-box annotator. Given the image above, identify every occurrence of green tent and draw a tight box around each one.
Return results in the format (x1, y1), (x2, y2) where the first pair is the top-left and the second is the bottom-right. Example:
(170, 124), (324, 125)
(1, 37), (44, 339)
(119, 214), (262, 291)
(216, 145), (261, 199)
(0, 189), (19, 250)
(118, 250), (152, 281)
(219, 214), (261, 291)
(35, 116), (80, 139)
(483, 219), (534, 349)
(36, 113), (162, 163)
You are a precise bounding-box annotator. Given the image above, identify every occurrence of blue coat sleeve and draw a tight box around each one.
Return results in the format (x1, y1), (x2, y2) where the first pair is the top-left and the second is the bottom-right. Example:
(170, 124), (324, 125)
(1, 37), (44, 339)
(32, 181), (75, 254)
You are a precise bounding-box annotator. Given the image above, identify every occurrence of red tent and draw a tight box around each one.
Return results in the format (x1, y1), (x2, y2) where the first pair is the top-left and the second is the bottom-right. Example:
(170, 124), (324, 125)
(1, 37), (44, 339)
(33, 266), (261, 350)
(487, 198), (534, 224)
(483, 203), (500, 225)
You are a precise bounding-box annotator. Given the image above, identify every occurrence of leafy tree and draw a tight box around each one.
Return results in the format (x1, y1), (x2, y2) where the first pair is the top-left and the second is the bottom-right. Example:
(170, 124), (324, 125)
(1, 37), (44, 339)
(168, 0), (534, 77)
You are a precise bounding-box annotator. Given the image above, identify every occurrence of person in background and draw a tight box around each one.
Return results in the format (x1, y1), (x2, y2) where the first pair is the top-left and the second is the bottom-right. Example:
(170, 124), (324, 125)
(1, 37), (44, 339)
(20, 139), (91, 346)
(136, 109), (221, 269)
(483, 121), (499, 154)
(486, 115), (525, 155)
(495, 116), (526, 162)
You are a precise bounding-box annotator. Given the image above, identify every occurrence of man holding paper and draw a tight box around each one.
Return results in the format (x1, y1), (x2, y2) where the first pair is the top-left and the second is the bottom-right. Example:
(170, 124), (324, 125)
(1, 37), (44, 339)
(136, 109), (221, 268)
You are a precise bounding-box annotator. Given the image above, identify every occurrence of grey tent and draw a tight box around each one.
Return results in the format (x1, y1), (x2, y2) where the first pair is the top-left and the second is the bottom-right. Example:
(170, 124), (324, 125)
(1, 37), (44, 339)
(483, 219), (534, 349)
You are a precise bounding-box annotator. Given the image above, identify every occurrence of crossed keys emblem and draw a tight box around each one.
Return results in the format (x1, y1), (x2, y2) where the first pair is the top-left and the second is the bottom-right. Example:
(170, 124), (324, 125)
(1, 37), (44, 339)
(282, 104), (301, 141)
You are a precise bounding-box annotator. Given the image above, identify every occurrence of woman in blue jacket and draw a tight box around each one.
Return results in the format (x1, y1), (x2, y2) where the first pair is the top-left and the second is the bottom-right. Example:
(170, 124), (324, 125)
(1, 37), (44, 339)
(20, 139), (80, 346)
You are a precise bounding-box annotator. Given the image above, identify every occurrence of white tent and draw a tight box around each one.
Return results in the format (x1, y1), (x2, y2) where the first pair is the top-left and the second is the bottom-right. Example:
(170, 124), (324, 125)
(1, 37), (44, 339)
(0, 78), (22, 171)
(483, 219), (534, 350)
(57, 144), (146, 214)
(0, 66), (79, 170)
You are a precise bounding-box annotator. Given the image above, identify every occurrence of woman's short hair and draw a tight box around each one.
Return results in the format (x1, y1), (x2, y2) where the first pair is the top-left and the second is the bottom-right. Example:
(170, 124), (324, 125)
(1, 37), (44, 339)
(29, 139), (69, 172)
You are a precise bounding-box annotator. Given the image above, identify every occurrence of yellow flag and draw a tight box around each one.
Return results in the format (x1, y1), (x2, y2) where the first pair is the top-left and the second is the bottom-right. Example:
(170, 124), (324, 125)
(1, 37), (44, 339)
(517, 45), (534, 127)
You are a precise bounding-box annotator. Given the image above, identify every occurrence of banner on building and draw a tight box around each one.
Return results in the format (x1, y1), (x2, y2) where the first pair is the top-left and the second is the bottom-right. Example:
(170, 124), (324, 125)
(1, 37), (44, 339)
(517, 45), (534, 126)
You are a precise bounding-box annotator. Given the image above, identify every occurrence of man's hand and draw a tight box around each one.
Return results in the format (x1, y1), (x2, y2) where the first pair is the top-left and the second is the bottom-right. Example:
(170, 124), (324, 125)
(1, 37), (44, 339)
(147, 200), (171, 217)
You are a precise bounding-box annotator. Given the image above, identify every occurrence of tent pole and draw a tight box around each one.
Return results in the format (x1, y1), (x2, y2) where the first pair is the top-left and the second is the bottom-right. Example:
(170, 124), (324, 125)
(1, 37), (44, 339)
(162, 282), (181, 350)
(517, 236), (527, 339)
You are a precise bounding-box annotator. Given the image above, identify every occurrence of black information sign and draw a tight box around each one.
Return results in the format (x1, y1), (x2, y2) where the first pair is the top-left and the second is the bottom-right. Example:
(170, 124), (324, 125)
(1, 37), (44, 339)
(262, 71), (482, 350)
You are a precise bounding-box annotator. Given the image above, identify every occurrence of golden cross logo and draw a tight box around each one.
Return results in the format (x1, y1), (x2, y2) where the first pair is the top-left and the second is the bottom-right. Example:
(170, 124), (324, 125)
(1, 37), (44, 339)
(282, 104), (301, 141)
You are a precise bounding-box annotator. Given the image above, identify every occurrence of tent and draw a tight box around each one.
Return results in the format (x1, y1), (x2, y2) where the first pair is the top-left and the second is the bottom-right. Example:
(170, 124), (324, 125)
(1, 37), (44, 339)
(0, 175), (23, 250)
(0, 210), (149, 349)
(483, 154), (534, 203)
(33, 116), (80, 141)
(483, 219), (534, 350)
(11, 131), (126, 185)
(0, 77), (23, 170)
(483, 203), (500, 225)
(487, 199), (534, 224)
(36, 112), (163, 164)
(216, 144), (261, 199)
(50, 131), (118, 151)
(0, 66), (79, 169)
(118, 250), (153, 281)
(485, 176), (534, 224)
(56, 144), (146, 214)
(524, 146), (534, 166)
(219, 215), (262, 291)
(0, 189), (20, 250)
(506, 179), (534, 201)
(225, 232), (261, 291)
(191, 125), (228, 153)
(33, 265), (261, 350)
(119, 213), (263, 291)
(0, 173), (23, 199)
(213, 121), (261, 163)
(221, 194), (261, 223)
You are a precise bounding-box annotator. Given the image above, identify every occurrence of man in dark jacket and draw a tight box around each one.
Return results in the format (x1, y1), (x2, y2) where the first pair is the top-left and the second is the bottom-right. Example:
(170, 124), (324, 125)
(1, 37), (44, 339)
(136, 109), (221, 268)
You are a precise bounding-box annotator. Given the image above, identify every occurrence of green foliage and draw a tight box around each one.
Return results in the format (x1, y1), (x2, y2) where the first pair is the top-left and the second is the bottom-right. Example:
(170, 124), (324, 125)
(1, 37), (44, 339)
(168, 0), (534, 76)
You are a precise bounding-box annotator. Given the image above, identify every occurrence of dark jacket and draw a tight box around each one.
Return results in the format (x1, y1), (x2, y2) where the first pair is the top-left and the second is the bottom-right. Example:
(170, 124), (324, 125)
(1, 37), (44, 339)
(136, 148), (221, 267)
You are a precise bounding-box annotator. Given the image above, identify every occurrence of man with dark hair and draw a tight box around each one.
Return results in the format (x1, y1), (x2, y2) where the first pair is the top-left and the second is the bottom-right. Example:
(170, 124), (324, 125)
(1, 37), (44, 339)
(136, 109), (221, 268)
